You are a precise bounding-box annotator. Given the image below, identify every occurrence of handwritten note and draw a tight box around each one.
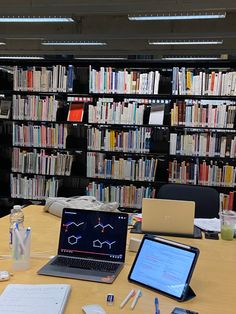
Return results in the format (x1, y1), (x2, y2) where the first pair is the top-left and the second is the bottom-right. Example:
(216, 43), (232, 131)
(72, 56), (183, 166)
(194, 218), (220, 232)
(0, 284), (71, 314)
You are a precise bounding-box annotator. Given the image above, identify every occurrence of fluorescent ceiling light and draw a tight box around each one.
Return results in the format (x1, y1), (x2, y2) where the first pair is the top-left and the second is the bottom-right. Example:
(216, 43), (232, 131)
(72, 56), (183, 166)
(0, 42), (6, 45)
(42, 41), (107, 46)
(149, 40), (223, 45)
(0, 16), (74, 22)
(162, 56), (221, 60)
(128, 12), (226, 20)
(0, 56), (44, 59)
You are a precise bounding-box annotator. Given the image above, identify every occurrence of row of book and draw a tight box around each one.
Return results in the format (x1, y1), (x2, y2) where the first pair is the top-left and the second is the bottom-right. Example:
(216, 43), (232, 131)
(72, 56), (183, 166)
(13, 123), (67, 148)
(219, 192), (235, 211)
(88, 98), (146, 125)
(172, 67), (236, 96)
(169, 133), (236, 158)
(87, 127), (152, 153)
(87, 152), (158, 182)
(89, 66), (160, 94)
(169, 160), (236, 187)
(12, 148), (74, 176)
(86, 182), (156, 209)
(171, 100), (236, 128)
(13, 65), (73, 92)
(11, 65), (236, 96)
(12, 95), (59, 121)
(10, 174), (61, 199)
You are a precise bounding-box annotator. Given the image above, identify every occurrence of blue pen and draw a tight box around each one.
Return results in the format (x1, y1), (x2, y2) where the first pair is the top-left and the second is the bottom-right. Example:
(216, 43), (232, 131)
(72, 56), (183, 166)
(23, 227), (31, 245)
(155, 297), (160, 314)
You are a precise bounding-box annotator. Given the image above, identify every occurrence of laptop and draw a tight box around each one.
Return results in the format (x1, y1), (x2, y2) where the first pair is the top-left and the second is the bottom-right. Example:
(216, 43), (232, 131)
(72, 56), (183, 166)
(131, 198), (202, 238)
(38, 208), (128, 283)
(128, 234), (200, 301)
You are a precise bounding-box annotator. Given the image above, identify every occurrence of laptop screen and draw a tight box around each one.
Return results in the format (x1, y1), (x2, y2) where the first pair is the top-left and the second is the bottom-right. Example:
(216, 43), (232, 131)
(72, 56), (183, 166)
(128, 235), (199, 301)
(58, 208), (128, 262)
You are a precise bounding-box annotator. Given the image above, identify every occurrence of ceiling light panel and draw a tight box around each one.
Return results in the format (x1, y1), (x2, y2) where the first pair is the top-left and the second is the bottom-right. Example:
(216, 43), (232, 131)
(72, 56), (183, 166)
(162, 56), (221, 60)
(128, 12), (226, 21)
(42, 41), (107, 46)
(0, 56), (44, 59)
(0, 16), (74, 22)
(149, 40), (223, 45)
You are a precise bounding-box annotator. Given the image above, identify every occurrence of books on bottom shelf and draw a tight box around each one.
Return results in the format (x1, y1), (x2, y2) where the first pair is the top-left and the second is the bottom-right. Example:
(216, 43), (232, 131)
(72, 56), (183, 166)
(0, 284), (71, 314)
(11, 174), (61, 200)
(87, 181), (156, 209)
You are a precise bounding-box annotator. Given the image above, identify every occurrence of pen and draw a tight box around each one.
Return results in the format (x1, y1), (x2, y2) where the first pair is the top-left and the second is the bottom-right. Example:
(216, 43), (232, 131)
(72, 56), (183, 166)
(130, 289), (142, 310)
(14, 227), (26, 255)
(120, 289), (135, 309)
(23, 227), (31, 245)
(155, 297), (160, 314)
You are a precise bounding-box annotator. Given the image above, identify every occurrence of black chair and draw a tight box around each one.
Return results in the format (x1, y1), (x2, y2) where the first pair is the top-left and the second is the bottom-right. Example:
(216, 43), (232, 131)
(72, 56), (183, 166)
(158, 184), (219, 218)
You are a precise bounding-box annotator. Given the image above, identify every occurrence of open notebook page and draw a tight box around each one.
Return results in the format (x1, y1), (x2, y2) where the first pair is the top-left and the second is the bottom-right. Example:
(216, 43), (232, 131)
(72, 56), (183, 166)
(0, 284), (71, 314)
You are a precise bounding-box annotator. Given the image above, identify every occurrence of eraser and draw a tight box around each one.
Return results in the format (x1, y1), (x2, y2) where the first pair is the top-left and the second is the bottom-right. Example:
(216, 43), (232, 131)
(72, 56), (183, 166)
(0, 271), (10, 281)
(106, 293), (114, 305)
(128, 238), (142, 252)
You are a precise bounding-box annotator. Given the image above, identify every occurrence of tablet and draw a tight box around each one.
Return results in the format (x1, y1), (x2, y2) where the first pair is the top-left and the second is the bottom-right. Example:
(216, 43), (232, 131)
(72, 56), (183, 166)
(128, 235), (200, 301)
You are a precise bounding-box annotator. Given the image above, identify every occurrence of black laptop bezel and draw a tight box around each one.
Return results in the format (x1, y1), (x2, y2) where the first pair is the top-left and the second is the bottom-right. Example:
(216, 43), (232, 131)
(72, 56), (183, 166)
(58, 208), (129, 263)
(128, 235), (200, 301)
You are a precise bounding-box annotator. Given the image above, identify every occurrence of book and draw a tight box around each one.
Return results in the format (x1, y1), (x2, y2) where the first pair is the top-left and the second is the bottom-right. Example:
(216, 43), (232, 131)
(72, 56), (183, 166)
(148, 103), (164, 125)
(0, 100), (11, 119)
(67, 103), (84, 122)
(0, 284), (71, 314)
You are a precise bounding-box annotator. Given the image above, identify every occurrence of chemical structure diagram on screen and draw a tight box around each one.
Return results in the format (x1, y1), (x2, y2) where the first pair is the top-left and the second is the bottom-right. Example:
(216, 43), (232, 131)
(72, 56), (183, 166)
(63, 221), (85, 232)
(94, 217), (114, 233)
(93, 239), (116, 249)
(68, 235), (82, 245)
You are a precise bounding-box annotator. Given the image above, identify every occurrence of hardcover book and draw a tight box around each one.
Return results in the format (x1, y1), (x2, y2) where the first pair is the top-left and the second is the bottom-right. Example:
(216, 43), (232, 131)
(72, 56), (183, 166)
(67, 103), (84, 122)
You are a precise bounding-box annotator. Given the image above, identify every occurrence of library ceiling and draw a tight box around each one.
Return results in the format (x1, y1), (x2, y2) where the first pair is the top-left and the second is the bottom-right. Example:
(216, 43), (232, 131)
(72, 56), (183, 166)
(0, 0), (235, 59)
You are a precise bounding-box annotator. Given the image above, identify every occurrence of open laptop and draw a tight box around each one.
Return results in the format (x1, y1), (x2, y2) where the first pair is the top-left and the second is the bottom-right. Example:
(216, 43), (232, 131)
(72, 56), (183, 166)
(131, 198), (202, 238)
(38, 208), (128, 283)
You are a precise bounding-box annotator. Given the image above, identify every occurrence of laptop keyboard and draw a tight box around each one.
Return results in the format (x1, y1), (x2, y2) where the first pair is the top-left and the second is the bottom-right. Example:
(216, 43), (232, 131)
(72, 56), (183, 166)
(51, 256), (120, 273)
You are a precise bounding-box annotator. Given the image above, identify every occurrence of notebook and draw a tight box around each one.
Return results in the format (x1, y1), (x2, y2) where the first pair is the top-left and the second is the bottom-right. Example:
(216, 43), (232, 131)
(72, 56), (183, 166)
(38, 208), (128, 283)
(128, 235), (200, 301)
(131, 198), (202, 238)
(0, 284), (71, 314)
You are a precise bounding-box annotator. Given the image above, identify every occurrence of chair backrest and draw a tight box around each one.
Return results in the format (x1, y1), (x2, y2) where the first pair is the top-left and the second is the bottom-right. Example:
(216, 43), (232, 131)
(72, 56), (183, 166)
(158, 184), (219, 218)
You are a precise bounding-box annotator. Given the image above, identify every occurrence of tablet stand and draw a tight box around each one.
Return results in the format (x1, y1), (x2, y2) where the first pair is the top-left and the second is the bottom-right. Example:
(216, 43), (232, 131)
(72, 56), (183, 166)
(182, 285), (196, 301)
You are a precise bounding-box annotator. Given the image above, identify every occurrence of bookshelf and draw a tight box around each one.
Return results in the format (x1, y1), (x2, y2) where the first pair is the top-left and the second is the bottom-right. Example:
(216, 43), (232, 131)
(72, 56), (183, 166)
(86, 61), (236, 212)
(8, 63), (88, 202)
(0, 59), (235, 213)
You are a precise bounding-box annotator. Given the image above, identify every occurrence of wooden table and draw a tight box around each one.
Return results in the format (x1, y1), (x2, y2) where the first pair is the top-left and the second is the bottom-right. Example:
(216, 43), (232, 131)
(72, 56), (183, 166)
(0, 205), (235, 314)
